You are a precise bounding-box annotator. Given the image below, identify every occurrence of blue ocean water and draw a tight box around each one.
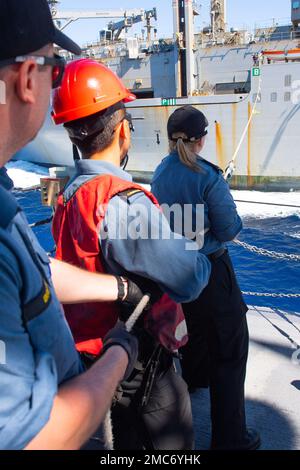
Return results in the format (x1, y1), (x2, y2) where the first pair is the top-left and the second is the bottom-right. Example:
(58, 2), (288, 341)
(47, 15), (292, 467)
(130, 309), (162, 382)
(15, 189), (300, 314)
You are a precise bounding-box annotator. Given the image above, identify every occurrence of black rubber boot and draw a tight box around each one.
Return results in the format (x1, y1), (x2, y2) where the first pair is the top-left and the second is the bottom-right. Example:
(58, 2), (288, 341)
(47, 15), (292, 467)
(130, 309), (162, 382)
(211, 428), (261, 451)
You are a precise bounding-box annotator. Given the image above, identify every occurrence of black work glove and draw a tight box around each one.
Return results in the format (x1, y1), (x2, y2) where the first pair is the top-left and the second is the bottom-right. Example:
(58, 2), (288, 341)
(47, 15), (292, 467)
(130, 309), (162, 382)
(116, 276), (145, 306)
(116, 274), (163, 306)
(116, 274), (163, 324)
(102, 322), (139, 381)
(126, 273), (163, 305)
(126, 279), (146, 305)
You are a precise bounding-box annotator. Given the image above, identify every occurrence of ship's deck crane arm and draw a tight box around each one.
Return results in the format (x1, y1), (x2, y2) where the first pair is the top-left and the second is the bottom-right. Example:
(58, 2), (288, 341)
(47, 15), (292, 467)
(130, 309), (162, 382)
(108, 8), (157, 41)
(51, 9), (146, 31)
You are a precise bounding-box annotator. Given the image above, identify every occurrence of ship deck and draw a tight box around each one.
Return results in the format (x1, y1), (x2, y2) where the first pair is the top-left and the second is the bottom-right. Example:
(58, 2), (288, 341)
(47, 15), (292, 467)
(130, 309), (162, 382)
(191, 306), (300, 450)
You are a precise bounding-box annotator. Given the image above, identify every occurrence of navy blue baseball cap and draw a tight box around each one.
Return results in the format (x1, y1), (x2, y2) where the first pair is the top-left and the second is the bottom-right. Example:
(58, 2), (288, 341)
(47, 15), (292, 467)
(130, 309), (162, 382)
(168, 105), (209, 142)
(0, 0), (81, 60)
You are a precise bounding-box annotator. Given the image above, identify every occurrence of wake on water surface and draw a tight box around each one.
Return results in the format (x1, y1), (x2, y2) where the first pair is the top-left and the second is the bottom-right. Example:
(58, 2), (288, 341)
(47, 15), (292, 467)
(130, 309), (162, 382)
(7, 162), (300, 314)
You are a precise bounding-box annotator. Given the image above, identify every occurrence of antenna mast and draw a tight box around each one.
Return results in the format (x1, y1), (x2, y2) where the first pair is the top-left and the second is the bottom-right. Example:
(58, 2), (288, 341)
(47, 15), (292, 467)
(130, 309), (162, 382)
(211, 0), (226, 40)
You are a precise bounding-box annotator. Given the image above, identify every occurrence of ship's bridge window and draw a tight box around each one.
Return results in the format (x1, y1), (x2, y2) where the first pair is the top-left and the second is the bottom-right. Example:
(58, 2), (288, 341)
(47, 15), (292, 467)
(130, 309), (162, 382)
(293, 1), (300, 9)
(271, 92), (277, 102)
(252, 93), (261, 103)
(284, 91), (291, 102)
(285, 75), (292, 87)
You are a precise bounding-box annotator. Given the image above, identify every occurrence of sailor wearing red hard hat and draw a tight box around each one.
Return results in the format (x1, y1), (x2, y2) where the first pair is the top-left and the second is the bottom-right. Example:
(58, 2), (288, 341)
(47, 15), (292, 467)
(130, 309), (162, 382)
(52, 58), (211, 450)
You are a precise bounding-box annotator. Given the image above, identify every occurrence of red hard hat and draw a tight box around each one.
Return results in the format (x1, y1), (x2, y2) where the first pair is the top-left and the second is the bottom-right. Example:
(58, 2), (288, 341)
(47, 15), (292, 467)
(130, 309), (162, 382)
(52, 58), (136, 125)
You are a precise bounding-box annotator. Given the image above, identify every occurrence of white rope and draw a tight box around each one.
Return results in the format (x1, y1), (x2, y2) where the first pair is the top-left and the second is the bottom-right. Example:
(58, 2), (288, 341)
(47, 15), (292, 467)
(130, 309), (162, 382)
(103, 410), (114, 451)
(224, 74), (262, 181)
(125, 295), (151, 333)
(103, 294), (151, 450)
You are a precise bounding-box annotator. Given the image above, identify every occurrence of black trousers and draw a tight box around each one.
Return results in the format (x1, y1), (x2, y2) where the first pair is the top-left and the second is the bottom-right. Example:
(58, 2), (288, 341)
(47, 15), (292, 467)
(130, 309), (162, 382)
(111, 353), (194, 450)
(180, 250), (249, 449)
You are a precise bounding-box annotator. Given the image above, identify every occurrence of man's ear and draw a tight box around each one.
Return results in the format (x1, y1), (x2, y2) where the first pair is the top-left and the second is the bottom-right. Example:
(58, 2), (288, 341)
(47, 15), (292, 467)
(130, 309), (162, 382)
(119, 119), (130, 140)
(15, 61), (38, 104)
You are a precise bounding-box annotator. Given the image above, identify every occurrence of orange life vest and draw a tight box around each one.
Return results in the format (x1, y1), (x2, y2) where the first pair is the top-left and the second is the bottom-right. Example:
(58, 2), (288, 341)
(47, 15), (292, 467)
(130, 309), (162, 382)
(53, 173), (188, 356)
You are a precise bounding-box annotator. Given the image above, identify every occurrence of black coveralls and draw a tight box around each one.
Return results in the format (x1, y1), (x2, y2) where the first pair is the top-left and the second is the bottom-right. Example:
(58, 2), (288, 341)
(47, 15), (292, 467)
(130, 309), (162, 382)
(181, 249), (249, 449)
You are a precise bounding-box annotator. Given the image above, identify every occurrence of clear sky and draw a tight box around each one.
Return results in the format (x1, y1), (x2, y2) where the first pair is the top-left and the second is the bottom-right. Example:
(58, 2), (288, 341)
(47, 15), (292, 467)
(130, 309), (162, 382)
(54, 0), (292, 46)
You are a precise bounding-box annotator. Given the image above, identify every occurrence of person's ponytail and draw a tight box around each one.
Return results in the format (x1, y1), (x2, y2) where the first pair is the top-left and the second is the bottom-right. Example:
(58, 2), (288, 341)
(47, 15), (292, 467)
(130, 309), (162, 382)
(169, 133), (203, 173)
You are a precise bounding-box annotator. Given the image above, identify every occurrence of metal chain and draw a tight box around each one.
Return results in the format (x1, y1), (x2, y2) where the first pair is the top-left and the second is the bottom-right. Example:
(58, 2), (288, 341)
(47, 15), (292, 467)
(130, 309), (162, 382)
(236, 239), (300, 298)
(242, 291), (300, 299)
(233, 239), (300, 262)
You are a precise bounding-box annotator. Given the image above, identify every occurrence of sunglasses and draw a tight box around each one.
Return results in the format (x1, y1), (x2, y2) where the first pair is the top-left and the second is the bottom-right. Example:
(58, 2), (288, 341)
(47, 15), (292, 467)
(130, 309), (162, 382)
(0, 53), (66, 89)
(124, 112), (135, 132)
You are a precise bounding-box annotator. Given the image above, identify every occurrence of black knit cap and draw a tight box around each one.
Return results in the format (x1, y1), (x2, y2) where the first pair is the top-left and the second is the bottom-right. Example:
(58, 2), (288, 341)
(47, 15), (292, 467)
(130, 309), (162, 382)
(0, 0), (81, 61)
(167, 105), (209, 142)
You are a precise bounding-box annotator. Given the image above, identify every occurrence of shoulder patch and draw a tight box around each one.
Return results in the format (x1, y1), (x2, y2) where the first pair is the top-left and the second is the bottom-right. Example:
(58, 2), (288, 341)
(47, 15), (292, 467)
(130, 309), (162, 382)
(23, 280), (52, 324)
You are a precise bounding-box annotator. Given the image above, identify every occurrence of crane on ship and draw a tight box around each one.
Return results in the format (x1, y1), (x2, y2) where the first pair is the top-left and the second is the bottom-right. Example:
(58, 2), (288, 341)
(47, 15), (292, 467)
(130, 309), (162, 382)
(47, 0), (157, 41)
